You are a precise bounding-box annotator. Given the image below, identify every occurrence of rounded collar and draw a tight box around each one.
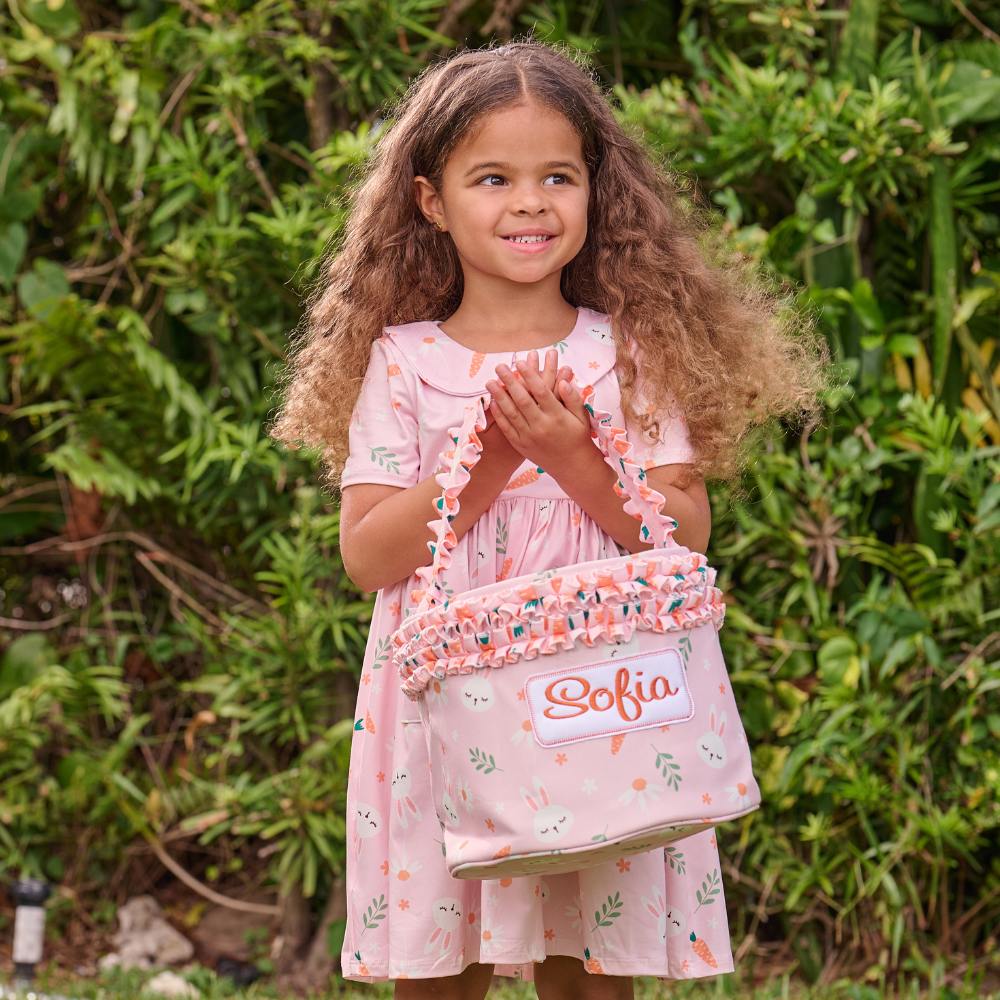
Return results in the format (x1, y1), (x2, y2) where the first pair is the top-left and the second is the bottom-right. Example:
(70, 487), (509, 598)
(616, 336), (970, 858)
(382, 307), (616, 396)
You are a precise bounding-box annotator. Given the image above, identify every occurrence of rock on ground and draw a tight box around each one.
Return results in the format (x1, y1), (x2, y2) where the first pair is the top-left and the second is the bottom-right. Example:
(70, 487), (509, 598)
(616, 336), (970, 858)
(144, 970), (200, 998)
(99, 895), (194, 971)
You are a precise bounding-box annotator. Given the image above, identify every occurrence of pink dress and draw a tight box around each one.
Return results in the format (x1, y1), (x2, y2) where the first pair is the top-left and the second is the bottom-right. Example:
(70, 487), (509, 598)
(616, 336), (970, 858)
(340, 307), (735, 982)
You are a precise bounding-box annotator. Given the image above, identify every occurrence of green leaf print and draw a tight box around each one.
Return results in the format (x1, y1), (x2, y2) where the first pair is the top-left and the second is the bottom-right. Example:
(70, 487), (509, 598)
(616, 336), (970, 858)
(368, 446), (400, 475)
(591, 825), (609, 843)
(372, 636), (391, 669)
(361, 894), (387, 932)
(591, 891), (623, 931)
(496, 516), (508, 555)
(678, 635), (692, 668)
(693, 868), (721, 912)
(469, 747), (503, 773)
(664, 846), (686, 874)
(651, 745), (683, 791)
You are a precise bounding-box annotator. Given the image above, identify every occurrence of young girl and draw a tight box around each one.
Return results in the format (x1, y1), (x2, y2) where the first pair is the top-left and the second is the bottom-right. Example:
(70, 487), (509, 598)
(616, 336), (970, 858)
(275, 42), (818, 998)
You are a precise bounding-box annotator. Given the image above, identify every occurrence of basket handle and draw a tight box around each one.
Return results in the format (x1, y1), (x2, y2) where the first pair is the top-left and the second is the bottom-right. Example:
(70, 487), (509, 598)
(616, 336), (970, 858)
(410, 382), (680, 611)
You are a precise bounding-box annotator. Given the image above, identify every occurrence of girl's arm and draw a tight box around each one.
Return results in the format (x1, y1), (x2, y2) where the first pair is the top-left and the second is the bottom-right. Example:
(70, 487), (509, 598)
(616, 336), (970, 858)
(340, 354), (571, 593)
(487, 358), (711, 553)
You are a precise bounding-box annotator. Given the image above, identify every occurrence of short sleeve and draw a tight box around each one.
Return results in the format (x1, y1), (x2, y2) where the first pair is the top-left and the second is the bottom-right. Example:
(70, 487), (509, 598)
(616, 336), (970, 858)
(341, 340), (421, 489)
(626, 383), (695, 470)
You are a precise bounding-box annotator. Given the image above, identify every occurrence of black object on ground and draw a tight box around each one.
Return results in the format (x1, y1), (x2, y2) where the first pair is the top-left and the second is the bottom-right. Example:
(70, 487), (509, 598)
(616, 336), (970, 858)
(215, 958), (262, 987)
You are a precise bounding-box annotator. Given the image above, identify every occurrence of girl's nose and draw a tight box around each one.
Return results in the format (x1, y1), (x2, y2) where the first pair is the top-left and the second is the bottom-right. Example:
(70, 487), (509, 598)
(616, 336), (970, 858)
(511, 185), (548, 216)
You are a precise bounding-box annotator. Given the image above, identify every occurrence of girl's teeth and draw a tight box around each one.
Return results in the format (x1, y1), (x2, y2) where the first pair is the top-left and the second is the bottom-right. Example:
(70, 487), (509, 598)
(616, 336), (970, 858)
(508, 235), (551, 243)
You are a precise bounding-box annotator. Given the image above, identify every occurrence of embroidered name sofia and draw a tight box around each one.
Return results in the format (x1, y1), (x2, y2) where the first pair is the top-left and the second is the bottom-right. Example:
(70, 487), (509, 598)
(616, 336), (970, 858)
(524, 647), (695, 747)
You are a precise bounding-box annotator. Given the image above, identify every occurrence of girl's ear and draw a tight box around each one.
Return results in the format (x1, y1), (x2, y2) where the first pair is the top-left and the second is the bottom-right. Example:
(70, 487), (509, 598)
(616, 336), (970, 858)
(414, 176), (446, 232)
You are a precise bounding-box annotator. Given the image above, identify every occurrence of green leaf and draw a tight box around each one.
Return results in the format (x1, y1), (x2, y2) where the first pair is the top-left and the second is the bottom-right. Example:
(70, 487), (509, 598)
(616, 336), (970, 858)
(17, 258), (70, 316)
(0, 222), (28, 288)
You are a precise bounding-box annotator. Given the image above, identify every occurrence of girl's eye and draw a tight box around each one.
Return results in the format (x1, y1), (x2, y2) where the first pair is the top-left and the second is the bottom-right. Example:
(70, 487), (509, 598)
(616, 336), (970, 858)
(543, 174), (569, 186)
(479, 175), (506, 187)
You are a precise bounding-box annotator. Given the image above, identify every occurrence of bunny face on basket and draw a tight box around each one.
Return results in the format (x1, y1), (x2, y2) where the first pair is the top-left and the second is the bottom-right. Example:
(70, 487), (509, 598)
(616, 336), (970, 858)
(520, 776), (575, 842)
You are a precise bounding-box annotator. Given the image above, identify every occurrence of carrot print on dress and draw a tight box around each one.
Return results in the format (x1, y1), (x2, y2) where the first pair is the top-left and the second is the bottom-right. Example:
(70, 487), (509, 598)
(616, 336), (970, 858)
(611, 734), (626, 755)
(469, 351), (486, 378)
(690, 931), (718, 968)
(584, 947), (604, 974)
(506, 466), (543, 490)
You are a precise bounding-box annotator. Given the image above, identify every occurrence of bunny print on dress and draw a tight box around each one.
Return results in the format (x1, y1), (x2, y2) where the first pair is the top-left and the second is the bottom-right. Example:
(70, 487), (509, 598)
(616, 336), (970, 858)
(696, 704), (728, 769)
(520, 776), (574, 842)
(354, 802), (382, 857)
(390, 766), (422, 828)
(460, 670), (494, 712)
(640, 885), (686, 943)
(440, 772), (461, 828)
(424, 898), (463, 955)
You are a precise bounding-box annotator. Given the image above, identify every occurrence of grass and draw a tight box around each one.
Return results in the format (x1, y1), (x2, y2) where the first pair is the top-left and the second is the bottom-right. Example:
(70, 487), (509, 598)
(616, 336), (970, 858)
(6, 965), (1000, 1000)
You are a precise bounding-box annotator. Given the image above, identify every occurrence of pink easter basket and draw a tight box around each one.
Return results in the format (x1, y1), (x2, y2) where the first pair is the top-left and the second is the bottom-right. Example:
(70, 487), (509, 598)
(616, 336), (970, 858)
(392, 386), (760, 879)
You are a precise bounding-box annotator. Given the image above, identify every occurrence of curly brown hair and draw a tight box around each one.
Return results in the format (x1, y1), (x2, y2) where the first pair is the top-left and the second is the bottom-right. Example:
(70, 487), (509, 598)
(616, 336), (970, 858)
(272, 41), (824, 483)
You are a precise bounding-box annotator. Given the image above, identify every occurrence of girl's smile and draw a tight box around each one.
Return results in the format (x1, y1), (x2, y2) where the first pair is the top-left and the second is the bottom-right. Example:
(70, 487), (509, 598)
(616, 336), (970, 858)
(500, 229), (559, 253)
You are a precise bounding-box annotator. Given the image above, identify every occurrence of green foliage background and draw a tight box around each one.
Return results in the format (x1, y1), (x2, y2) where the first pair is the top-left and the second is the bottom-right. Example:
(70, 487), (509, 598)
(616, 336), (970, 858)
(2, 0), (1000, 984)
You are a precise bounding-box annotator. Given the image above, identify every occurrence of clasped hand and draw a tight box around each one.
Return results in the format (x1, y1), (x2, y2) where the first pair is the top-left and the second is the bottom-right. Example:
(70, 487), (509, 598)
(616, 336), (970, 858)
(485, 348), (596, 480)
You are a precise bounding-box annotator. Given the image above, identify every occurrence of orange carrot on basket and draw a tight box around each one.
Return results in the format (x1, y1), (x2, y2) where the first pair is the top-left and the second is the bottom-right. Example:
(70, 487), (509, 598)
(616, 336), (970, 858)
(493, 845), (511, 859)
(470, 352), (486, 378)
(611, 734), (626, 755)
(506, 467), (543, 491)
(690, 932), (717, 968)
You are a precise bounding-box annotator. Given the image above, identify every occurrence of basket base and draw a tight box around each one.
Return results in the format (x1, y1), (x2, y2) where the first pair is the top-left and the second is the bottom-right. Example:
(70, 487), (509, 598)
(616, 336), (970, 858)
(449, 817), (727, 880)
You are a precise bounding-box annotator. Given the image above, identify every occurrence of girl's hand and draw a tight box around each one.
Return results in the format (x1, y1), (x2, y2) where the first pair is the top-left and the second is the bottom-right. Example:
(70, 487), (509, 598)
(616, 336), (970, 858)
(486, 348), (595, 480)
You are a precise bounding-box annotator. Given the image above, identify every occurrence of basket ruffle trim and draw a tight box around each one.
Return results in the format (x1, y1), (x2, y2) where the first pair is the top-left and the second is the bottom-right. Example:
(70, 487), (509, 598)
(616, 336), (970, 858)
(395, 556), (725, 699)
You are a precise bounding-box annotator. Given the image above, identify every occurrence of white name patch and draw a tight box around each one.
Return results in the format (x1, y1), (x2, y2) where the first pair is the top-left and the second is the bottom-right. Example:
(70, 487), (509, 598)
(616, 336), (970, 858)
(524, 648), (695, 748)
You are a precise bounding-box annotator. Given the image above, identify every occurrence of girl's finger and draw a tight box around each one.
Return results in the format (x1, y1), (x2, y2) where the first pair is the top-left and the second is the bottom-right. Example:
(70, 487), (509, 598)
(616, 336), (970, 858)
(558, 379), (590, 425)
(489, 399), (518, 441)
(516, 358), (558, 413)
(496, 363), (540, 416)
(488, 374), (529, 431)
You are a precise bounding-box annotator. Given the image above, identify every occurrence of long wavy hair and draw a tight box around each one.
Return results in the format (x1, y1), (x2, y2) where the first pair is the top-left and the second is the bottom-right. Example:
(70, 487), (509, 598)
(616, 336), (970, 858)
(273, 41), (824, 483)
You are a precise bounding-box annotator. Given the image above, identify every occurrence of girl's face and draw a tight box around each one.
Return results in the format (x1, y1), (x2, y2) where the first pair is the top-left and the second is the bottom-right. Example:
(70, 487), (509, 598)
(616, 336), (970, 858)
(415, 102), (590, 288)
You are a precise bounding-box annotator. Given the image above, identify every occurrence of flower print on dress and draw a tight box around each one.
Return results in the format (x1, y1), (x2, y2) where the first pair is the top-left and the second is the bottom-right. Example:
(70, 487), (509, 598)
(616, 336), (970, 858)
(565, 895), (584, 932)
(424, 677), (449, 707)
(424, 898), (463, 956)
(389, 852), (424, 881)
(456, 775), (475, 814)
(390, 766), (422, 829)
(479, 917), (506, 956)
(618, 777), (664, 811)
(695, 704), (728, 769)
(417, 336), (444, 359)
